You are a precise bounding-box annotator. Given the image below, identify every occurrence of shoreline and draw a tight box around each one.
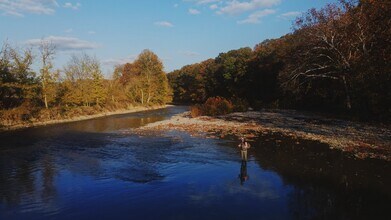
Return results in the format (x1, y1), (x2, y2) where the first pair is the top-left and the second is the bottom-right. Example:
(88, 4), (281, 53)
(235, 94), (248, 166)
(135, 110), (391, 161)
(0, 105), (170, 132)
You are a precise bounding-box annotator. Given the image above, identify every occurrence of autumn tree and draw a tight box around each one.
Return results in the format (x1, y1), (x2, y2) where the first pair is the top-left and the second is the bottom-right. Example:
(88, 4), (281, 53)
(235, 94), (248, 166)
(0, 43), (12, 109)
(212, 47), (253, 98)
(122, 62), (143, 103)
(247, 39), (285, 106)
(0, 43), (38, 109)
(167, 0), (390, 121)
(107, 65), (127, 104)
(167, 63), (207, 103)
(348, 0), (391, 118)
(62, 54), (106, 107)
(38, 40), (58, 109)
(134, 50), (170, 104)
(90, 62), (107, 106)
(286, 1), (364, 110)
(114, 50), (170, 105)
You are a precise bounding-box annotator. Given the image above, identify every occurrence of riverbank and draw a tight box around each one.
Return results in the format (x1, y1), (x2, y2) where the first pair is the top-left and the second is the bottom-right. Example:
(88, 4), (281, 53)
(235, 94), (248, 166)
(0, 105), (170, 132)
(135, 110), (391, 161)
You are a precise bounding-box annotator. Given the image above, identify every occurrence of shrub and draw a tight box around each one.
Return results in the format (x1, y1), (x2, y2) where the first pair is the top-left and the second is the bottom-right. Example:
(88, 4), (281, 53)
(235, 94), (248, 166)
(190, 105), (203, 117)
(191, 97), (234, 117)
(0, 106), (33, 125)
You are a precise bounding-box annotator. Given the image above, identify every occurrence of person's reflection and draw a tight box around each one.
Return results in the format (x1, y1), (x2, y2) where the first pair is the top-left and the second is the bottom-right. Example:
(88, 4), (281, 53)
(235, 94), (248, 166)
(239, 160), (249, 185)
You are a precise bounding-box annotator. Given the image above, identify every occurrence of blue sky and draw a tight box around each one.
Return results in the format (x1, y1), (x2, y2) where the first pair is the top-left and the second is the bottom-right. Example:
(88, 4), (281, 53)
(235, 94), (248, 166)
(0, 0), (337, 76)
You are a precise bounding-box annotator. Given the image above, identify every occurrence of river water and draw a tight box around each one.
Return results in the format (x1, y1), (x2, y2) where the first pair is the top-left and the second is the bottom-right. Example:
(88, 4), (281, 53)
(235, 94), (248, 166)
(0, 106), (390, 219)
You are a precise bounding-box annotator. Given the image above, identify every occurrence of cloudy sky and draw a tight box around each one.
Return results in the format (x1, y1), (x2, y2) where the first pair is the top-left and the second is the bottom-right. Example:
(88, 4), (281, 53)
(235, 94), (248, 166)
(0, 0), (337, 75)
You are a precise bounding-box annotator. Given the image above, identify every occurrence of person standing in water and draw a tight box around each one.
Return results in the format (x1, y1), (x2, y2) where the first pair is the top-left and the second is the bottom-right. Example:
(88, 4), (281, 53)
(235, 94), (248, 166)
(238, 137), (250, 161)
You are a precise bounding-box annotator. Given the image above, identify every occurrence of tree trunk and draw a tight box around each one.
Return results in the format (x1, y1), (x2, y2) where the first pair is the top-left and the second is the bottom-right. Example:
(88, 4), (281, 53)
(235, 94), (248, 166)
(147, 91), (151, 103)
(44, 94), (48, 109)
(140, 89), (144, 104)
(42, 79), (48, 109)
(342, 76), (352, 110)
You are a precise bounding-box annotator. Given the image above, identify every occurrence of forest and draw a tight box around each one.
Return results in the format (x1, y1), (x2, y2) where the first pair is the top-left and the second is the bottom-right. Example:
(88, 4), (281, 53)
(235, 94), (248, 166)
(1, 0), (389, 127)
(0, 46), (171, 127)
(168, 0), (390, 121)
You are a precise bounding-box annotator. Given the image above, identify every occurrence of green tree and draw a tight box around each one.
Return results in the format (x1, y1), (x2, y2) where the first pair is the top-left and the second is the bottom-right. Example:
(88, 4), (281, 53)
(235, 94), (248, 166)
(213, 47), (253, 98)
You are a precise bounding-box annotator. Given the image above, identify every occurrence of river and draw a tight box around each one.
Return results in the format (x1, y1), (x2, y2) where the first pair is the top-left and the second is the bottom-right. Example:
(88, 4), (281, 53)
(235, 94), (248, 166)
(0, 106), (389, 219)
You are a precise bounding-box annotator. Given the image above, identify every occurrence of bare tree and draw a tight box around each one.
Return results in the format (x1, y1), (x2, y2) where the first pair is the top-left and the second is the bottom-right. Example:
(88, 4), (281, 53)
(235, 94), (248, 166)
(39, 40), (56, 108)
(289, 2), (363, 110)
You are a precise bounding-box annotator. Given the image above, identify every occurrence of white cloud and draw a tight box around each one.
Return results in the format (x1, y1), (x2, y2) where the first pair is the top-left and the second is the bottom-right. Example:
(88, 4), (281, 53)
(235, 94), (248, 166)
(0, 0), (59, 17)
(25, 36), (99, 51)
(210, 4), (218, 10)
(154, 21), (174, 27)
(102, 55), (136, 66)
(280, 11), (301, 18)
(3, 10), (23, 17)
(63, 2), (81, 10)
(237, 9), (275, 24)
(218, 0), (281, 15)
(87, 31), (96, 35)
(64, 28), (73, 33)
(189, 8), (201, 15)
(185, 0), (221, 4)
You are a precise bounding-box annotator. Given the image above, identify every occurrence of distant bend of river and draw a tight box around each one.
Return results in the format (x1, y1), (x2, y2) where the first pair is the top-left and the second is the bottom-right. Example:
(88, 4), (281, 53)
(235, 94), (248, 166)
(0, 106), (390, 220)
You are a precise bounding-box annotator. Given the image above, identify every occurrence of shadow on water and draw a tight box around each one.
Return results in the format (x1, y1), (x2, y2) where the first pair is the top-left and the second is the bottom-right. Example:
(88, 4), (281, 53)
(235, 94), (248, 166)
(248, 132), (391, 219)
(0, 105), (390, 219)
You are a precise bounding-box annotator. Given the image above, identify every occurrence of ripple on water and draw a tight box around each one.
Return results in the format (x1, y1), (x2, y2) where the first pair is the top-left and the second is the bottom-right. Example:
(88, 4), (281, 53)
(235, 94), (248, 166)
(0, 106), (390, 219)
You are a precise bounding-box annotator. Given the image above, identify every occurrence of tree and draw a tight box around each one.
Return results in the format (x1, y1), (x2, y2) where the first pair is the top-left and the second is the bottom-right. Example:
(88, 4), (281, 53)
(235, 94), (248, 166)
(0, 43), (13, 109)
(62, 53), (106, 106)
(107, 65), (127, 104)
(90, 61), (107, 106)
(122, 62), (143, 103)
(167, 59), (215, 104)
(213, 48), (253, 98)
(131, 50), (170, 104)
(38, 40), (57, 109)
(247, 39), (285, 105)
(0, 43), (38, 109)
(288, 2), (361, 110)
(134, 50), (163, 104)
(350, 0), (391, 119)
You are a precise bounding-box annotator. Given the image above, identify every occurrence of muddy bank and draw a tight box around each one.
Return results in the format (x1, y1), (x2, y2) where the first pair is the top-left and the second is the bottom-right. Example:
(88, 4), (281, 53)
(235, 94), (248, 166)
(136, 110), (391, 161)
(0, 105), (170, 132)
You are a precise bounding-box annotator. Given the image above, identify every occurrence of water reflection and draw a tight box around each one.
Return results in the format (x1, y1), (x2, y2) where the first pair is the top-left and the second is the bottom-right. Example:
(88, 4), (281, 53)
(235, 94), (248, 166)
(239, 161), (249, 185)
(0, 147), (60, 217)
(250, 132), (391, 219)
(0, 106), (390, 219)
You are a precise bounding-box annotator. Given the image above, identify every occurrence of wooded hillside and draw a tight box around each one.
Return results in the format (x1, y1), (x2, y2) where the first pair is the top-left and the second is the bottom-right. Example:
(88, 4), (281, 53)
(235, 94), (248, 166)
(168, 0), (390, 121)
(0, 47), (171, 126)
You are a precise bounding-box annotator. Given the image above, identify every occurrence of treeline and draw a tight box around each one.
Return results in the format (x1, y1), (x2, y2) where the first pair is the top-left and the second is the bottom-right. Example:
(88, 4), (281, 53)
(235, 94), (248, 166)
(0, 44), (171, 126)
(168, 0), (390, 121)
